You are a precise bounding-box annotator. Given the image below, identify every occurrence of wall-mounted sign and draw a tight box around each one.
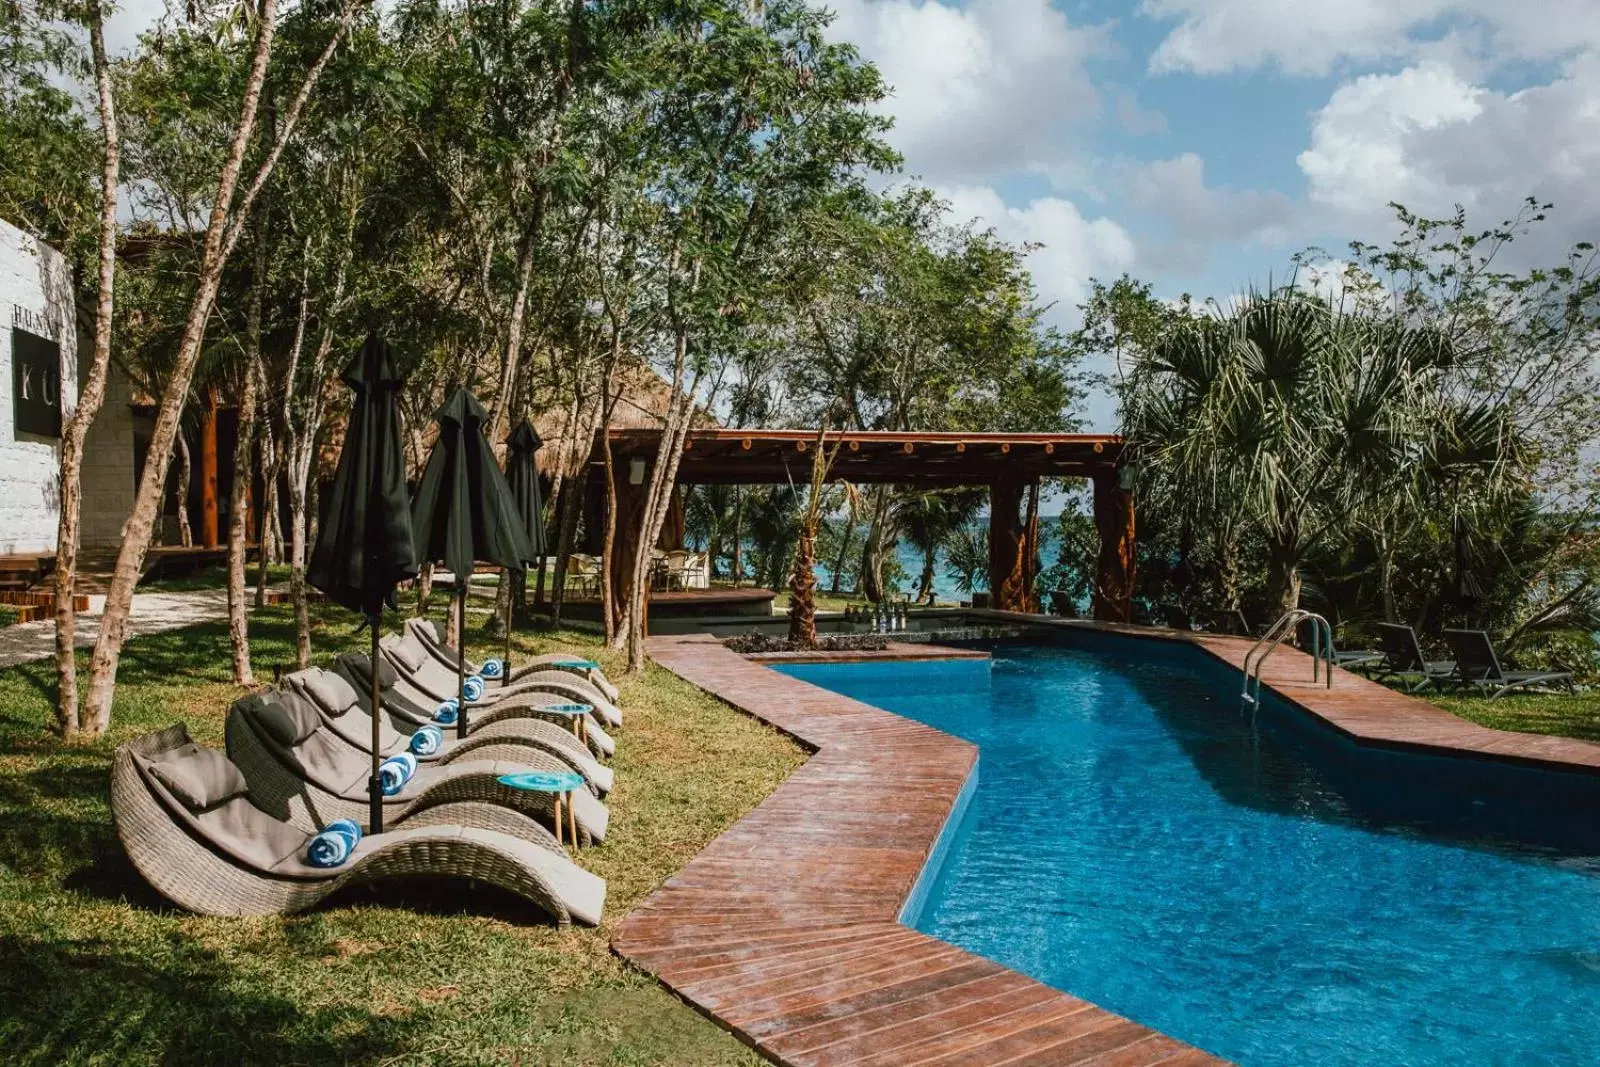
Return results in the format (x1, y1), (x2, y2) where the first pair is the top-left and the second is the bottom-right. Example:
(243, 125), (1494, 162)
(12, 326), (63, 438)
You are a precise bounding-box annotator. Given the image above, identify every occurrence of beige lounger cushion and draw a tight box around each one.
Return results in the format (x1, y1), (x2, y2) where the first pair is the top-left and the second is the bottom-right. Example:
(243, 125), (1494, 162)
(150, 744), (251, 812)
(254, 695), (321, 749)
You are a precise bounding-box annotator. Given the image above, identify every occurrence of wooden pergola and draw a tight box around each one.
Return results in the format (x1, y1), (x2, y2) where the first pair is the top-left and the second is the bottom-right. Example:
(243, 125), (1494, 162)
(586, 428), (1137, 621)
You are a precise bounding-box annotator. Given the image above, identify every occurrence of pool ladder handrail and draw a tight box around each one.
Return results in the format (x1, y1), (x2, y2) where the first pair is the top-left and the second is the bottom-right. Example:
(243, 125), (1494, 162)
(1241, 609), (1334, 706)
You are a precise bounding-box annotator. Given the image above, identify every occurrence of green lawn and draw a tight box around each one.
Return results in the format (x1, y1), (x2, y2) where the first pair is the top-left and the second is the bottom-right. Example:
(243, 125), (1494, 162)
(0, 604), (20, 627)
(1429, 691), (1600, 744)
(138, 561), (296, 593)
(0, 601), (805, 1066)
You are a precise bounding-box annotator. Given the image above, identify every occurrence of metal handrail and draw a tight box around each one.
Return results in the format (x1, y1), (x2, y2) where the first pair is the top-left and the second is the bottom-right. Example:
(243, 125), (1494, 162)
(1241, 609), (1334, 706)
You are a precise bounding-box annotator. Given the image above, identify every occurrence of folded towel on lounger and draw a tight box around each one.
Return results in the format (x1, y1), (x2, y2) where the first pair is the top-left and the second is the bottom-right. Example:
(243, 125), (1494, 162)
(379, 753), (417, 796)
(409, 724), (444, 756)
(480, 658), (504, 679)
(306, 818), (362, 867)
(433, 698), (460, 725)
(462, 675), (485, 703)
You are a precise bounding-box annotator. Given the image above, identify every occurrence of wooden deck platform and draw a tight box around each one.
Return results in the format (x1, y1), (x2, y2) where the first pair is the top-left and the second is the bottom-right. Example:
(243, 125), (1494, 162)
(617, 634), (1223, 1066)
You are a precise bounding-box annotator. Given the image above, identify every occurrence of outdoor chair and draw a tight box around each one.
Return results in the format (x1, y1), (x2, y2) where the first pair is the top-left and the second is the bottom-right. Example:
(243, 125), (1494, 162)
(385, 629), (624, 731)
(112, 723), (604, 923)
(371, 638), (617, 758)
(1440, 629), (1575, 699)
(405, 617), (622, 704)
(1160, 604), (1196, 631)
(336, 650), (615, 761)
(286, 666), (612, 797)
(1373, 623), (1457, 692)
(224, 689), (609, 847)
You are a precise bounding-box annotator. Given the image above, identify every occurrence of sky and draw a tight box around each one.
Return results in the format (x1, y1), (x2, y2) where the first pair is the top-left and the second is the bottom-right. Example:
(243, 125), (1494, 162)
(99, 0), (1600, 430)
(823, 0), (1600, 428)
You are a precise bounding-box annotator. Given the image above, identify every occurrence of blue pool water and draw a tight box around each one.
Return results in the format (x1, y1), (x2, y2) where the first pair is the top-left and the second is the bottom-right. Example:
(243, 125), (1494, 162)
(776, 640), (1600, 1066)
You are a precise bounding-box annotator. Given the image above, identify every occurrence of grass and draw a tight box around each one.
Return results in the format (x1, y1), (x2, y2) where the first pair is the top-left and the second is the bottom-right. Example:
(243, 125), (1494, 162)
(138, 562), (296, 593)
(1429, 691), (1600, 744)
(0, 599), (806, 1066)
(0, 605), (19, 627)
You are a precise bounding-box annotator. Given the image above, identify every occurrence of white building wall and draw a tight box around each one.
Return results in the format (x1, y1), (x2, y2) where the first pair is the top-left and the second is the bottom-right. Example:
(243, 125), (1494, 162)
(0, 219), (78, 556)
(79, 355), (136, 549)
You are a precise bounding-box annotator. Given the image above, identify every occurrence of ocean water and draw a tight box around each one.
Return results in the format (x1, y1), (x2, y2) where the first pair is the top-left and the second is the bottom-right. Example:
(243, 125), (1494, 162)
(776, 643), (1600, 1066)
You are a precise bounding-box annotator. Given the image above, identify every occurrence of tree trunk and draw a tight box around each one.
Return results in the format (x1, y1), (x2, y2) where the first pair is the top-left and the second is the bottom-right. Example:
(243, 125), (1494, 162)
(53, 0), (119, 737)
(828, 511), (854, 597)
(1266, 539), (1302, 620)
(288, 482), (310, 669)
(416, 562), (433, 616)
(918, 550), (936, 605)
(82, 0), (358, 732)
(600, 432), (620, 645)
(859, 488), (891, 603)
(788, 528), (819, 647)
(175, 433), (194, 548)
(730, 487), (743, 584)
(228, 228), (267, 686)
(86, 0), (272, 731)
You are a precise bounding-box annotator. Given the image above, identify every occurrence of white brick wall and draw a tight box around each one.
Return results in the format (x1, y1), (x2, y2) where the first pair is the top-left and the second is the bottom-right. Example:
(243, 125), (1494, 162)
(0, 219), (78, 555)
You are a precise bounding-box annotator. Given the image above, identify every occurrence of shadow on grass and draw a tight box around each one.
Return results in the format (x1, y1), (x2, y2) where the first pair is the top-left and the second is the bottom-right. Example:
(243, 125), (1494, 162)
(0, 935), (428, 1067)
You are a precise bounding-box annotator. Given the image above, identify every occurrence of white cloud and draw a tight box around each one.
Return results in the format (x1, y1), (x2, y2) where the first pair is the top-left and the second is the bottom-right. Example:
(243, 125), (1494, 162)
(828, 0), (1109, 184)
(1298, 55), (1600, 258)
(1140, 0), (1600, 76)
(934, 184), (1138, 322)
(1123, 153), (1295, 245)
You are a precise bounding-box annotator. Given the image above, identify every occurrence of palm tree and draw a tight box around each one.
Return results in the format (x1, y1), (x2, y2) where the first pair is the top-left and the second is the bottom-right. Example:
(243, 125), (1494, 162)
(893, 488), (985, 605)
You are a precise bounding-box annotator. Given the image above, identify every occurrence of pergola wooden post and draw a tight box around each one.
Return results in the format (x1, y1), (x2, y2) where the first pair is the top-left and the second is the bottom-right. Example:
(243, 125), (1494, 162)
(1091, 470), (1136, 623)
(988, 478), (1029, 612)
(200, 390), (221, 548)
(607, 457), (647, 629)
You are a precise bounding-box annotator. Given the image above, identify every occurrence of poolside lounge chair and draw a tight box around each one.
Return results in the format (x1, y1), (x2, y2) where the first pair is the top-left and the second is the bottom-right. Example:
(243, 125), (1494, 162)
(286, 666), (612, 797)
(1373, 623), (1456, 692)
(405, 617), (622, 705)
(225, 690), (609, 846)
(1160, 604), (1196, 631)
(386, 630), (624, 732)
(112, 724), (605, 923)
(1441, 629), (1575, 699)
(1292, 618), (1382, 669)
(335, 650), (615, 761)
(1212, 609), (1255, 637)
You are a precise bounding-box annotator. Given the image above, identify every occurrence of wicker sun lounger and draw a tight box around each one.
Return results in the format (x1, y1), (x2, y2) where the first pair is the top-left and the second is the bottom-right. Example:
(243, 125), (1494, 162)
(377, 636), (619, 757)
(387, 629), (624, 731)
(405, 617), (623, 704)
(1441, 628), (1575, 699)
(224, 690), (609, 846)
(334, 650), (616, 761)
(285, 666), (613, 797)
(112, 724), (605, 923)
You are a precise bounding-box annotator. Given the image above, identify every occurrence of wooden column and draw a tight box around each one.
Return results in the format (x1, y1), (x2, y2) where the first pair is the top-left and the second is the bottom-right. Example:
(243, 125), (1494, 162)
(200, 390), (221, 548)
(1092, 471), (1136, 622)
(988, 479), (1028, 611)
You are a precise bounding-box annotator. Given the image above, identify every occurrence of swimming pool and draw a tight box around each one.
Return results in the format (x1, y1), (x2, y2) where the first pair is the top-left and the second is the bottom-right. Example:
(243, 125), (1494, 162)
(775, 638), (1600, 1066)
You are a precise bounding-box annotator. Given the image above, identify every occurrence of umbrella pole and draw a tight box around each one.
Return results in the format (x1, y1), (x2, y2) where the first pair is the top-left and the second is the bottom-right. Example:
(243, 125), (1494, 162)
(368, 615), (384, 833)
(457, 586), (469, 739)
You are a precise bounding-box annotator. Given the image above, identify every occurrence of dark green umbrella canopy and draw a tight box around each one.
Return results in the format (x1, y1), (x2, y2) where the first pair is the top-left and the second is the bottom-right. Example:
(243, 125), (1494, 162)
(411, 387), (536, 577)
(307, 334), (418, 618)
(506, 419), (548, 559)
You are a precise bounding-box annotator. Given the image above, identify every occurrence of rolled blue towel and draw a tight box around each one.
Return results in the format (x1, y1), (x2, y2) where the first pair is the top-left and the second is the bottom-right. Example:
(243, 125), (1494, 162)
(432, 698), (459, 725)
(480, 658), (504, 679)
(379, 753), (418, 796)
(409, 724), (444, 756)
(306, 819), (362, 868)
(462, 674), (485, 703)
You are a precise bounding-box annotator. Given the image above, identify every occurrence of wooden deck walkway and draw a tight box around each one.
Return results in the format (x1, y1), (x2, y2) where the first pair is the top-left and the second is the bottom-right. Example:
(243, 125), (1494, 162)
(616, 634), (1223, 1066)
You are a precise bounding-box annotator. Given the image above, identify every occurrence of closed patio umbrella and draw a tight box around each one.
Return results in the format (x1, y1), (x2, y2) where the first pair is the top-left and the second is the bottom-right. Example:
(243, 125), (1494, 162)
(503, 419), (548, 665)
(411, 388), (535, 737)
(306, 333), (418, 831)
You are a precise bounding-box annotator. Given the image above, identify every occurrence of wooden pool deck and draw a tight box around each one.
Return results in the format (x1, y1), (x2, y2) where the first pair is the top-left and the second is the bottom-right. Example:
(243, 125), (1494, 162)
(615, 633), (1223, 1066)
